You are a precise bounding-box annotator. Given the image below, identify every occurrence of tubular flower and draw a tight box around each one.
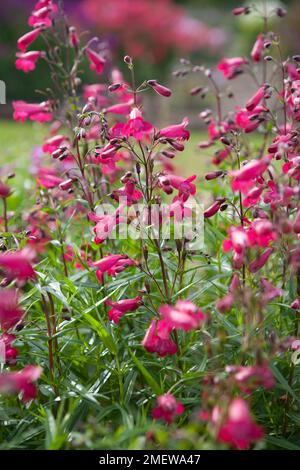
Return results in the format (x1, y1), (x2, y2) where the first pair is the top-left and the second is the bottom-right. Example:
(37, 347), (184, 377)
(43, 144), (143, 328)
(0, 365), (42, 403)
(15, 51), (44, 73)
(105, 296), (143, 324)
(158, 117), (190, 141)
(217, 57), (248, 79)
(85, 48), (106, 74)
(13, 100), (53, 123)
(142, 319), (177, 357)
(0, 289), (24, 331)
(217, 398), (264, 449)
(152, 393), (184, 423)
(0, 333), (18, 366)
(159, 300), (205, 332)
(92, 254), (137, 284)
(251, 34), (264, 63)
(0, 249), (36, 282)
(17, 28), (42, 52)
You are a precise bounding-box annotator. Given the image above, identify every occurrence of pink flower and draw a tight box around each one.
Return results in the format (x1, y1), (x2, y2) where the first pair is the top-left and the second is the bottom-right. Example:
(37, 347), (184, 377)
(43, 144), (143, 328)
(37, 167), (63, 188)
(147, 80), (172, 97)
(217, 398), (264, 449)
(142, 319), (177, 357)
(251, 34), (264, 63)
(159, 174), (196, 202)
(92, 254), (137, 283)
(217, 57), (248, 79)
(17, 28), (42, 52)
(235, 106), (266, 131)
(13, 100), (53, 123)
(105, 296), (143, 324)
(291, 299), (300, 310)
(247, 219), (277, 248)
(243, 185), (263, 207)
(0, 249), (35, 282)
(42, 135), (69, 154)
(0, 365), (42, 403)
(152, 393), (184, 423)
(230, 155), (272, 194)
(110, 178), (143, 205)
(216, 274), (240, 313)
(227, 363), (275, 392)
(223, 226), (248, 255)
(159, 300), (205, 332)
(0, 333), (18, 365)
(122, 108), (154, 140)
(89, 207), (125, 244)
(28, 8), (52, 28)
(246, 86), (267, 112)
(158, 117), (190, 141)
(249, 248), (273, 273)
(208, 120), (230, 141)
(105, 101), (133, 115)
(85, 48), (106, 74)
(0, 289), (23, 331)
(261, 278), (282, 303)
(15, 51), (44, 73)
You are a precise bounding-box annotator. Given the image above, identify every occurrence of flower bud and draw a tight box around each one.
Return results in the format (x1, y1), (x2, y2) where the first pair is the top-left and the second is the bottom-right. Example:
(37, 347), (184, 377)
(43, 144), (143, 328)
(124, 55), (132, 65)
(291, 299), (300, 310)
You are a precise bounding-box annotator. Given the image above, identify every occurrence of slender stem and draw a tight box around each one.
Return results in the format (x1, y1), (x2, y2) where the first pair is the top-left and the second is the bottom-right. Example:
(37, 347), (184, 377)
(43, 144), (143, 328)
(41, 294), (58, 395)
(2, 198), (8, 232)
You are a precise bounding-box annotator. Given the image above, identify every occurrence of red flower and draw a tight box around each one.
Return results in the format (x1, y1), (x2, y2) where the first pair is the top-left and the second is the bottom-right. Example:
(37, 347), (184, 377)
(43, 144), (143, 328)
(0, 249), (36, 282)
(218, 398), (264, 449)
(246, 86), (267, 112)
(13, 100), (53, 123)
(92, 254), (137, 283)
(152, 393), (184, 423)
(0, 289), (23, 331)
(105, 296), (143, 324)
(142, 319), (177, 357)
(159, 300), (205, 332)
(230, 155), (272, 194)
(122, 108), (154, 140)
(217, 57), (248, 79)
(251, 34), (264, 63)
(158, 117), (190, 141)
(227, 363), (275, 392)
(15, 51), (44, 73)
(17, 28), (42, 52)
(42, 134), (69, 154)
(0, 333), (18, 365)
(249, 248), (273, 273)
(85, 48), (106, 75)
(0, 365), (42, 403)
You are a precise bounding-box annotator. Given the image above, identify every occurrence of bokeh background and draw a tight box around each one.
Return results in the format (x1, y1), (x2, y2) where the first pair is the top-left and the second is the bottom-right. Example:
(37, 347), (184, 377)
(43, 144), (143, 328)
(1, 0), (298, 105)
(0, 0), (298, 176)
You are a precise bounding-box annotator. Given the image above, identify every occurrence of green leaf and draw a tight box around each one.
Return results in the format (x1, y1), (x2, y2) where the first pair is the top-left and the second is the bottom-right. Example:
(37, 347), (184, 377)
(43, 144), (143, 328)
(265, 436), (300, 450)
(270, 363), (300, 403)
(82, 313), (117, 355)
(129, 349), (162, 395)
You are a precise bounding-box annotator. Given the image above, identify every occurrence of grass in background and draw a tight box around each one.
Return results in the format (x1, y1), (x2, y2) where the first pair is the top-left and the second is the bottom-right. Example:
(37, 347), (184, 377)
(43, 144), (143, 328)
(0, 120), (210, 177)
